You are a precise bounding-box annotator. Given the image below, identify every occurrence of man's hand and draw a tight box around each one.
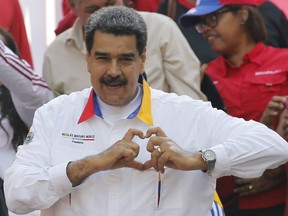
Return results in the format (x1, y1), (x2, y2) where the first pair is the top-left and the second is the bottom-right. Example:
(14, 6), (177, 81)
(143, 127), (205, 173)
(234, 166), (286, 196)
(260, 95), (288, 129)
(99, 128), (145, 171)
(276, 108), (288, 140)
(67, 128), (145, 187)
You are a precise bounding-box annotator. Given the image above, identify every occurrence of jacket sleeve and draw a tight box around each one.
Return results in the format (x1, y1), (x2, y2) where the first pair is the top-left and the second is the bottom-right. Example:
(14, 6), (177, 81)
(0, 40), (54, 127)
(4, 106), (73, 214)
(191, 102), (288, 178)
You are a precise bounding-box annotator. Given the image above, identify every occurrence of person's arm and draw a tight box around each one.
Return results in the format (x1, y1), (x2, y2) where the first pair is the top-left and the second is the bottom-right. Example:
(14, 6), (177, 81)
(4, 103), (144, 214)
(66, 129), (145, 187)
(200, 108), (288, 179)
(0, 40), (54, 127)
(144, 102), (288, 178)
(4, 106), (65, 214)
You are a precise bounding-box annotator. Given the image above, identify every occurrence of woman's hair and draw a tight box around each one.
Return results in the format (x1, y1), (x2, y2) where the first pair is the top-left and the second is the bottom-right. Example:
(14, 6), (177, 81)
(229, 5), (267, 43)
(0, 28), (28, 150)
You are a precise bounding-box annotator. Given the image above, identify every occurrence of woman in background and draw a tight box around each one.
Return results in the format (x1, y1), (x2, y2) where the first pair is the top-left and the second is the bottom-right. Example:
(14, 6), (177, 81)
(180, 0), (288, 215)
(0, 28), (53, 216)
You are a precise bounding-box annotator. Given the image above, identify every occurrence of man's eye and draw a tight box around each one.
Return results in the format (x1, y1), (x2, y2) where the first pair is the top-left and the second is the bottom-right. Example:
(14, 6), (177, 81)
(96, 56), (108, 61)
(120, 57), (133, 62)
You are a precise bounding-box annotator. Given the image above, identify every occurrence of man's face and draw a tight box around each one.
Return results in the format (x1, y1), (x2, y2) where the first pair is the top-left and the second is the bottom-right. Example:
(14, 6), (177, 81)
(72, 0), (124, 28)
(86, 31), (146, 106)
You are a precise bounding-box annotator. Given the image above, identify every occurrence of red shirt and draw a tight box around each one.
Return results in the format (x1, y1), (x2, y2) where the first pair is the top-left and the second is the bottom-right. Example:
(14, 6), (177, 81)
(0, 0), (33, 66)
(55, 0), (163, 35)
(62, 0), (71, 16)
(132, 0), (161, 12)
(206, 43), (288, 209)
(55, 10), (77, 36)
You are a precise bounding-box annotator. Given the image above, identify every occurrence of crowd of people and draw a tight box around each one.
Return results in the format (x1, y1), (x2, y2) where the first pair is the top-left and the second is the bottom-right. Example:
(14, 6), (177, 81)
(1, 0), (288, 216)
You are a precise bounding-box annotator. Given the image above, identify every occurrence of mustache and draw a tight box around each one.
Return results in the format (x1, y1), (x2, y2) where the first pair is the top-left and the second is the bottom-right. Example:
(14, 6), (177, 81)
(100, 76), (127, 86)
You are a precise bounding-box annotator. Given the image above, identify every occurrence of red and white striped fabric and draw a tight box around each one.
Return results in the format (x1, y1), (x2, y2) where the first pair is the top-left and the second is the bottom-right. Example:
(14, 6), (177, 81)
(0, 40), (54, 127)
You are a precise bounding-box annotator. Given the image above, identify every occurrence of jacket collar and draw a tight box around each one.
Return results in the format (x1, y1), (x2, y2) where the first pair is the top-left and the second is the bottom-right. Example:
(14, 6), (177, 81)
(78, 80), (153, 126)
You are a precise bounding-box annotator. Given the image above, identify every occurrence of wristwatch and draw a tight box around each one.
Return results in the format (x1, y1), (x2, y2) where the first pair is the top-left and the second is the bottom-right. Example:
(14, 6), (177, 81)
(201, 149), (216, 173)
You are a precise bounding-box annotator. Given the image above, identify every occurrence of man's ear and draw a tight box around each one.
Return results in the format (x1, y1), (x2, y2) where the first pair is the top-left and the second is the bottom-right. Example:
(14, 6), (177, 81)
(86, 52), (91, 74)
(140, 48), (146, 74)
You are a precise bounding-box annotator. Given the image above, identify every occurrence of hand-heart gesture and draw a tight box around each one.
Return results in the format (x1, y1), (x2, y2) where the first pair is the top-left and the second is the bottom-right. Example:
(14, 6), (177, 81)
(143, 127), (196, 173)
(100, 128), (145, 171)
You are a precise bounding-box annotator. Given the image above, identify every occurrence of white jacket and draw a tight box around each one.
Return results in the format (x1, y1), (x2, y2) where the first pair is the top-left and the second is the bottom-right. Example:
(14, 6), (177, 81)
(4, 83), (288, 216)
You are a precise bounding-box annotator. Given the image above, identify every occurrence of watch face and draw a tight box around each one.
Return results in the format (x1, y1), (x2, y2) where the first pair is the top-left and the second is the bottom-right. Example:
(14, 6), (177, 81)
(204, 150), (216, 160)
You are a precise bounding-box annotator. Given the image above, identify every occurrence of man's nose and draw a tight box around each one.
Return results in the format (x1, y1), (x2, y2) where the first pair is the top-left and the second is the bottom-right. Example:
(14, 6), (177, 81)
(107, 59), (121, 76)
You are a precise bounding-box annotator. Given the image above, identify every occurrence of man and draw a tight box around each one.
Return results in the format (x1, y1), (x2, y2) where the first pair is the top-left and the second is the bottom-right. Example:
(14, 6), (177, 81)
(4, 6), (288, 216)
(43, 0), (205, 100)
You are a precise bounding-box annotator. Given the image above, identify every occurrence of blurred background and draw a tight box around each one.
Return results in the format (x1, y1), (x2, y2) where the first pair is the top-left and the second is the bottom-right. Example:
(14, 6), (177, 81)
(19, 0), (62, 75)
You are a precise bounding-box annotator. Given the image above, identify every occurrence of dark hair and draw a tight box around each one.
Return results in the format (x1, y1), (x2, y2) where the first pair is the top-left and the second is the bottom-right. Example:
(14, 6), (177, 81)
(0, 28), (19, 56)
(0, 27), (28, 150)
(228, 5), (267, 43)
(85, 6), (147, 55)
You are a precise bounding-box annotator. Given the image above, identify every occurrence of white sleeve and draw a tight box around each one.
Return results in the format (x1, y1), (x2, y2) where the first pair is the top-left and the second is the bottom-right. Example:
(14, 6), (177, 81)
(4, 107), (72, 214)
(0, 40), (54, 127)
(194, 104), (288, 178)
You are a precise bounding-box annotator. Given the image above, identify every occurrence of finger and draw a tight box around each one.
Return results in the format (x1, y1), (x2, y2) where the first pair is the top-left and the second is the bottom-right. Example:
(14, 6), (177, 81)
(123, 128), (144, 141)
(128, 142), (140, 158)
(238, 185), (255, 196)
(234, 184), (250, 194)
(268, 96), (286, 109)
(145, 127), (167, 138)
(271, 95), (287, 103)
(150, 149), (162, 172)
(122, 149), (138, 162)
(125, 160), (145, 171)
(143, 160), (153, 170)
(158, 154), (168, 174)
(146, 136), (165, 152)
(235, 178), (254, 185)
(267, 101), (282, 111)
